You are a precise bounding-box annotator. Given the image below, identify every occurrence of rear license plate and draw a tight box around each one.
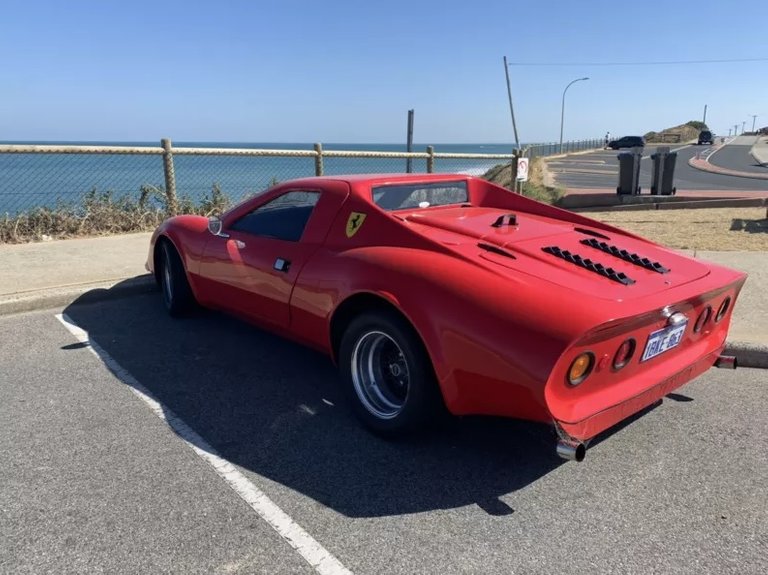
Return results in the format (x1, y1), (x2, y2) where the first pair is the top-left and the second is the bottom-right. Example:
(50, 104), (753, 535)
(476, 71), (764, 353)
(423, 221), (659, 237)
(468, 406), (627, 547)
(641, 321), (688, 362)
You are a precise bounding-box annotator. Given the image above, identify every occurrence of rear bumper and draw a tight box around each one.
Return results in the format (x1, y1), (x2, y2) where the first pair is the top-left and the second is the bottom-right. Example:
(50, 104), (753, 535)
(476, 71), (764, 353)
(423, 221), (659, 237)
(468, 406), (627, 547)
(555, 346), (722, 442)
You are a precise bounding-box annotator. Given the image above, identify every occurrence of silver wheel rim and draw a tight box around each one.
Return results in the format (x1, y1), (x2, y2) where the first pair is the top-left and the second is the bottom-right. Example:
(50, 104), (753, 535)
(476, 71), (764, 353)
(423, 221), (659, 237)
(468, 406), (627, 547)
(162, 252), (173, 307)
(350, 330), (410, 419)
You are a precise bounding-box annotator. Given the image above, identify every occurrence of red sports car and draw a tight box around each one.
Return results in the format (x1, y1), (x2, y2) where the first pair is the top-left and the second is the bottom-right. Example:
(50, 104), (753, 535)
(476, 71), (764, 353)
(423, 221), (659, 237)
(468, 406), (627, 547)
(147, 174), (745, 461)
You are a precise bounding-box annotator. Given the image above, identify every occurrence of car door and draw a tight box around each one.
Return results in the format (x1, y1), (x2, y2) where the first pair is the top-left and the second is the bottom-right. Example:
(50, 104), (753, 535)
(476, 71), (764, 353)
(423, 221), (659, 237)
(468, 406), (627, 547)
(198, 190), (323, 329)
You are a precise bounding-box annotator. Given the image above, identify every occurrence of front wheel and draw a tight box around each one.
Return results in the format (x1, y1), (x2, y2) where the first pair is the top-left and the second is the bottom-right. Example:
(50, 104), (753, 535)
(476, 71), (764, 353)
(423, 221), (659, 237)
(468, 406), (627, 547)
(339, 311), (442, 436)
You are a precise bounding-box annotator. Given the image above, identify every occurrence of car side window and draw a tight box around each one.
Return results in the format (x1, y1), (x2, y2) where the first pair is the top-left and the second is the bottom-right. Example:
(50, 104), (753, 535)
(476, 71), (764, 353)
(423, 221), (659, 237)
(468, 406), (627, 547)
(230, 191), (320, 242)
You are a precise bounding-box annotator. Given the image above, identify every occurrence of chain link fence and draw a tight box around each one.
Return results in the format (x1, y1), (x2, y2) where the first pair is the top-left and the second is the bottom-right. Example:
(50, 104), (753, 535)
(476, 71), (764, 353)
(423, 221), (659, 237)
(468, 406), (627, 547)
(0, 137), (602, 222)
(527, 139), (604, 159)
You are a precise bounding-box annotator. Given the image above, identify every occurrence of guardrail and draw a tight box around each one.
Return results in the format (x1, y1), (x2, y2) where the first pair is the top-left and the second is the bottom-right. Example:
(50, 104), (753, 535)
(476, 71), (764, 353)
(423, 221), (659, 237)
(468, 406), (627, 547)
(0, 138), (602, 217)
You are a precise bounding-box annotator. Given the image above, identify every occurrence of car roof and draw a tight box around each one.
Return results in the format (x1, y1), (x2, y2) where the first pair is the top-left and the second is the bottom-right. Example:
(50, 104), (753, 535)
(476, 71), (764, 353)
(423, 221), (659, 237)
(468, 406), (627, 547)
(277, 173), (473, 200)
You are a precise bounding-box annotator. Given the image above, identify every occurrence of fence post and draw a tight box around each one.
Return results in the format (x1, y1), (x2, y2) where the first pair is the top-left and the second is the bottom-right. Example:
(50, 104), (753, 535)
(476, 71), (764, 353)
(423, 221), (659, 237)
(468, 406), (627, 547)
(314, 143), (324, 176)
(161, 138), (178, 216)
(427, 146), (435, 173)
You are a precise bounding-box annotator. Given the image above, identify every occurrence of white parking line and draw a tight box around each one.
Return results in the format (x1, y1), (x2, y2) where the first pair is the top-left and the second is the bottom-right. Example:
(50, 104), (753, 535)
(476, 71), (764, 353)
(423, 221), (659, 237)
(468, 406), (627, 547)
(55, 313), (353, 575)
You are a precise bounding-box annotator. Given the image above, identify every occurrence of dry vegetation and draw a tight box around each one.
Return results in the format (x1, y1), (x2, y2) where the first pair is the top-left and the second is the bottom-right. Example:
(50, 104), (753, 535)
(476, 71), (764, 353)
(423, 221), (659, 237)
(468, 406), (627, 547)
(483, 157), (564, 204)
(0, 185), (232, 244)
(586, 207), (768, 251)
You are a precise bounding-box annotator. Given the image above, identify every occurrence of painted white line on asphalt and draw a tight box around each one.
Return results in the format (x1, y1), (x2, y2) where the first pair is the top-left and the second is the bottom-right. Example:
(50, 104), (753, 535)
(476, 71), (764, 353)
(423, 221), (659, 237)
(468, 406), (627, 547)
(55, 313), (353, 575)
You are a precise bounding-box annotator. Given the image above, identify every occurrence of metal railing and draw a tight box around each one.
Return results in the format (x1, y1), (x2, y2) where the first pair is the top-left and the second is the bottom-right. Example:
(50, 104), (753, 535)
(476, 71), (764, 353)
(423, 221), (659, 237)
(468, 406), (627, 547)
(0, 138), (602, 216)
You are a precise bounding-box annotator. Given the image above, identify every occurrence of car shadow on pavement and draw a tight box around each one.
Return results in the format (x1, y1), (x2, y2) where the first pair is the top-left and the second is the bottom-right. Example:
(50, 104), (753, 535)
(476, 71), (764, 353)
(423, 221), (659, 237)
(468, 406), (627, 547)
(63, 282), (639, 518)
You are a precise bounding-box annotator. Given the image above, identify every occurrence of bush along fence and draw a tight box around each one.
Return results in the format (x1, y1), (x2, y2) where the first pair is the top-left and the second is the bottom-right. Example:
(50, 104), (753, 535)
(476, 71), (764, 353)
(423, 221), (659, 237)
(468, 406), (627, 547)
(0, 138), (602, 242)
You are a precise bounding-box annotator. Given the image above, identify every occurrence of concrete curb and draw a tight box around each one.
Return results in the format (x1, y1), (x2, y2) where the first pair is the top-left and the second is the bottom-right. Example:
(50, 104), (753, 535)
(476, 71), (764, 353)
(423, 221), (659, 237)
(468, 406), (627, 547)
(688, 157), (768, 180)
(724, 341), (768, 369)
(0, 274), (156, 316)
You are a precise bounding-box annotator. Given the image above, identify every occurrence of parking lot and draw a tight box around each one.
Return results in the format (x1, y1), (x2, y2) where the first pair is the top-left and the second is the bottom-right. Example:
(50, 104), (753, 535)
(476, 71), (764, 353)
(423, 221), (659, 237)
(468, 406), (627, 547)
(2, 293), (767, 574)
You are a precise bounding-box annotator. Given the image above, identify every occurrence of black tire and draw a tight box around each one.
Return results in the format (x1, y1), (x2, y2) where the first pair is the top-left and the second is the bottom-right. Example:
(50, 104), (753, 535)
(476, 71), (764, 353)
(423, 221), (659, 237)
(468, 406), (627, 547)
(338, 310), (443, 437)
(159, 241), (196, 317)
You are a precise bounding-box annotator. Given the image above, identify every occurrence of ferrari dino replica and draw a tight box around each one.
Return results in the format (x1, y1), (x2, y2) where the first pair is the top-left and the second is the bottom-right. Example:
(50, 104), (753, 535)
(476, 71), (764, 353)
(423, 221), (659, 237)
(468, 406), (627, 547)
(147, 173), (745, 461)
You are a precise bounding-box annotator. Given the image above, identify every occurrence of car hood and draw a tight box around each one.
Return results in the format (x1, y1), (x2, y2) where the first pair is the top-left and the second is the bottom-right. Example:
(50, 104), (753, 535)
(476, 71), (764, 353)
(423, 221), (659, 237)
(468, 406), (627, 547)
(403, 207), (710, 302)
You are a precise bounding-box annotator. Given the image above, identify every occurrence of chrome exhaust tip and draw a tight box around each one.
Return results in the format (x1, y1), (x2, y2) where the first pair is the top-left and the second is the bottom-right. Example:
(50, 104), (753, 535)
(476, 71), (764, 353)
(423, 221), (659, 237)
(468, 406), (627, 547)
(714, 355), (737, 369)
(556, 439), (586, 462)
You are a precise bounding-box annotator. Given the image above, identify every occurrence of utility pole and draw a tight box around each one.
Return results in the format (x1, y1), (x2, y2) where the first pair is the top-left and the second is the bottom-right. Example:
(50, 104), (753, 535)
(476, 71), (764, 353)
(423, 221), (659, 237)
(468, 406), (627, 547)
(702, 104), (707, 125)
(750, 115), (757, 132)
(734, 124), (739, 137)
(503, 56), (520, 151)
(728, 128), (732, 137)
(742, 121), (746, 134)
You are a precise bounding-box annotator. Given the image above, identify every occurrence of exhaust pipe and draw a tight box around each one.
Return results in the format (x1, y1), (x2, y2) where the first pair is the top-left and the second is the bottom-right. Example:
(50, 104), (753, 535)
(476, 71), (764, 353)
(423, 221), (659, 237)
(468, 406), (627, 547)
(714, 355), (737, 369)
(556, 439), (586, 462)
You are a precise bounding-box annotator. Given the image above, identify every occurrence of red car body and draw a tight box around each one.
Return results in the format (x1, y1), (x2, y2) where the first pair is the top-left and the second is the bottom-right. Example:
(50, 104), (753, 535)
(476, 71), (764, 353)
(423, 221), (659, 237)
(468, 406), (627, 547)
(147, 174), (745, 459)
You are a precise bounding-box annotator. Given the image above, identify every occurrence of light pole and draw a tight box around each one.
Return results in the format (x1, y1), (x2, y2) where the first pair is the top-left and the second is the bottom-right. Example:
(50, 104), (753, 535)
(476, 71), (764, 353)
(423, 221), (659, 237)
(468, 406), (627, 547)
(503, 56), (521, 151)
(559, 77), (589, 154)
(751, 115), (758, 132)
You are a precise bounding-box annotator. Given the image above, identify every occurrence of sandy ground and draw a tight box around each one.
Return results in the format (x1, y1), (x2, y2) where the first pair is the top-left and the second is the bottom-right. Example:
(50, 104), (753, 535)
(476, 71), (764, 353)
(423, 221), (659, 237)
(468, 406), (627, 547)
(587, 207), (768, 251)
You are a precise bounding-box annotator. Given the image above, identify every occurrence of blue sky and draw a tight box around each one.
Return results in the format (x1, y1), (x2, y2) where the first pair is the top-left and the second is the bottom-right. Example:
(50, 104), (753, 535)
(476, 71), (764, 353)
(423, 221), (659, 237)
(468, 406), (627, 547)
(1, 0), (766, 143)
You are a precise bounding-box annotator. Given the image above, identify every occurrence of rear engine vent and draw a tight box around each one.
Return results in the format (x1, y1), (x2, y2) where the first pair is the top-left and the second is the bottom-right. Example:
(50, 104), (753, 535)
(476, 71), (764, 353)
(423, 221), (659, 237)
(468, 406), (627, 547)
(580, 238), (670, 274)
(478, 243), (516, 259)
(574, 227), (610, 240)
(542, 246), (636, 285)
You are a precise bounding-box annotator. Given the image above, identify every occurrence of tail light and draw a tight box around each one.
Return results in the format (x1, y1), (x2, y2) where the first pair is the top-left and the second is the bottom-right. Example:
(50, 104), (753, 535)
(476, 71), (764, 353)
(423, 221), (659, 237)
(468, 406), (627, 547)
(715, 297), (731, 322)
(568, 352), (594, 386)
(694, 306), (712, 333)
(613, 338), (636, 370)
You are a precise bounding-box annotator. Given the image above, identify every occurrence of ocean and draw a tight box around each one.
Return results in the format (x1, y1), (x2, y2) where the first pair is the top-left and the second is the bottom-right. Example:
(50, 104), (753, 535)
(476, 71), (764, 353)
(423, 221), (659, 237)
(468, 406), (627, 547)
(0, 141), (519, 215)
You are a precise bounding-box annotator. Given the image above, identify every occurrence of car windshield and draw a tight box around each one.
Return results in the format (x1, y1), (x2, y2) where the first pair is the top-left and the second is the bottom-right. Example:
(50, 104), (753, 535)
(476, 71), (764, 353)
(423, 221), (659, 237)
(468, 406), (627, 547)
(371, 181), (468, 211)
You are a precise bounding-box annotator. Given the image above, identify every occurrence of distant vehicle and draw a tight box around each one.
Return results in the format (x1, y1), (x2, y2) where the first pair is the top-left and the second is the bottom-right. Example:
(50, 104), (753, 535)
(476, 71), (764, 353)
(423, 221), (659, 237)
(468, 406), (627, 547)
(697, 130), (714, 145)
(607, 136), (645, 150)
(147, 173), (745, 462)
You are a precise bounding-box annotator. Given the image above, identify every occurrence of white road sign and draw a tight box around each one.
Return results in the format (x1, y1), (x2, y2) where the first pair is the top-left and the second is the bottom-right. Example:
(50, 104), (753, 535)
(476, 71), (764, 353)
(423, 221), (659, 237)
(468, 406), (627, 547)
(516, 157), (529, 181)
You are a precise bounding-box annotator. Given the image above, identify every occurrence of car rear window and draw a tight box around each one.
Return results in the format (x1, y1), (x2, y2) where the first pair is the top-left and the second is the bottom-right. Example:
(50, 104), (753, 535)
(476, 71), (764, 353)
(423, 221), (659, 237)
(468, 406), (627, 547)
(371, 181), (468, 211)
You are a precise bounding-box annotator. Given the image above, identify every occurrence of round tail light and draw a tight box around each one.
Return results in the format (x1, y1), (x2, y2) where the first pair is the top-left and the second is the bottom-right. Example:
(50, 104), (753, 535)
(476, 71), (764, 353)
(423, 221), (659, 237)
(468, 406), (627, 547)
(715, 297), (732, 322)
(568, 352), (594, 386)
(694, 306), (712, 333)
(613, 338), (636, 370)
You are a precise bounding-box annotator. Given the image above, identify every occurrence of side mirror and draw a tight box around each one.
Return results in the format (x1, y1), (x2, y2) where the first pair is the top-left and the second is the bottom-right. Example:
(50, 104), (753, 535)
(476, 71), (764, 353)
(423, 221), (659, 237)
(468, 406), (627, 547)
(207, 216), (229, 238)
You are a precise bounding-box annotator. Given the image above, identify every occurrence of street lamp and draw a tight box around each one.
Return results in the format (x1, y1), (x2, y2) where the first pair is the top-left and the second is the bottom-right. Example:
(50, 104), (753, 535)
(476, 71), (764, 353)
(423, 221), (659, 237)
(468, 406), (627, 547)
(559, 77), (590, 154)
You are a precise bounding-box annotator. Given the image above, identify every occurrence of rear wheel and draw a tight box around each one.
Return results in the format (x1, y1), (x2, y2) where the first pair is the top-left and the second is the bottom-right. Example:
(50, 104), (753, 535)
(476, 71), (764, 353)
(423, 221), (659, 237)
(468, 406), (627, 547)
(159, 241), (196, 316)
(339, 311), (442, 436)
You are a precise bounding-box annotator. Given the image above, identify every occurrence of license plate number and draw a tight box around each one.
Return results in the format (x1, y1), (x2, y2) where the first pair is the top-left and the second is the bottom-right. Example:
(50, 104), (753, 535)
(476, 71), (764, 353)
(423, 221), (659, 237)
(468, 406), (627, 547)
(641, 321), (687, 362)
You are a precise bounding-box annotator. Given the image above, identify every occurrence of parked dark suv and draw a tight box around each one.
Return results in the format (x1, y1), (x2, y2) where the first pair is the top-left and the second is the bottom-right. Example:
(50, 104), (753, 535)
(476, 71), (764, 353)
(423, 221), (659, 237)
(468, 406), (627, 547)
(607, 136), (645, 149)
(697, 130), (714, 145)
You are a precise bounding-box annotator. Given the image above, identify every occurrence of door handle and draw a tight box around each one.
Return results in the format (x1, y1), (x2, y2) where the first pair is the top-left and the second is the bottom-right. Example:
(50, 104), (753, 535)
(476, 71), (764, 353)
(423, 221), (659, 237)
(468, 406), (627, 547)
(274, 258), (291, 272)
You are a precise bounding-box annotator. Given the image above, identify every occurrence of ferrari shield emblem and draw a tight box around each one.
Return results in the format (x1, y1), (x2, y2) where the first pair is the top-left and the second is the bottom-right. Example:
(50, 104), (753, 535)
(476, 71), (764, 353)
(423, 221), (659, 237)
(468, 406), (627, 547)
(345, 212), (367, 238)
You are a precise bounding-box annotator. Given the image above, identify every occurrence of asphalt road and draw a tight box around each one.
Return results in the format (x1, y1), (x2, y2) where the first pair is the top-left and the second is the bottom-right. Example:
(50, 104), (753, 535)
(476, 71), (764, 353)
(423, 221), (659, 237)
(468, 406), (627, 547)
(549, 144), (768, 191)
(2, 295), (767, 574)
(709, 136), (768, 174)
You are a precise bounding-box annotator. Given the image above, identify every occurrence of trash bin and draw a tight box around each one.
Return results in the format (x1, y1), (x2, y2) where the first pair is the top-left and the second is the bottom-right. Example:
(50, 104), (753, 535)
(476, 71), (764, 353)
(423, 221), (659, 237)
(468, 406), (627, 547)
(651, 147), (677, 195)
(616, 148), (642, 195)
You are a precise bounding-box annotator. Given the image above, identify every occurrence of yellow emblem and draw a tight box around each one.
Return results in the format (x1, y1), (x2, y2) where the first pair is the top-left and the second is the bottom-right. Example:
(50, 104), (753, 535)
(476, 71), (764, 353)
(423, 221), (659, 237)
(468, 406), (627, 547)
(345, 212), (367, 238)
